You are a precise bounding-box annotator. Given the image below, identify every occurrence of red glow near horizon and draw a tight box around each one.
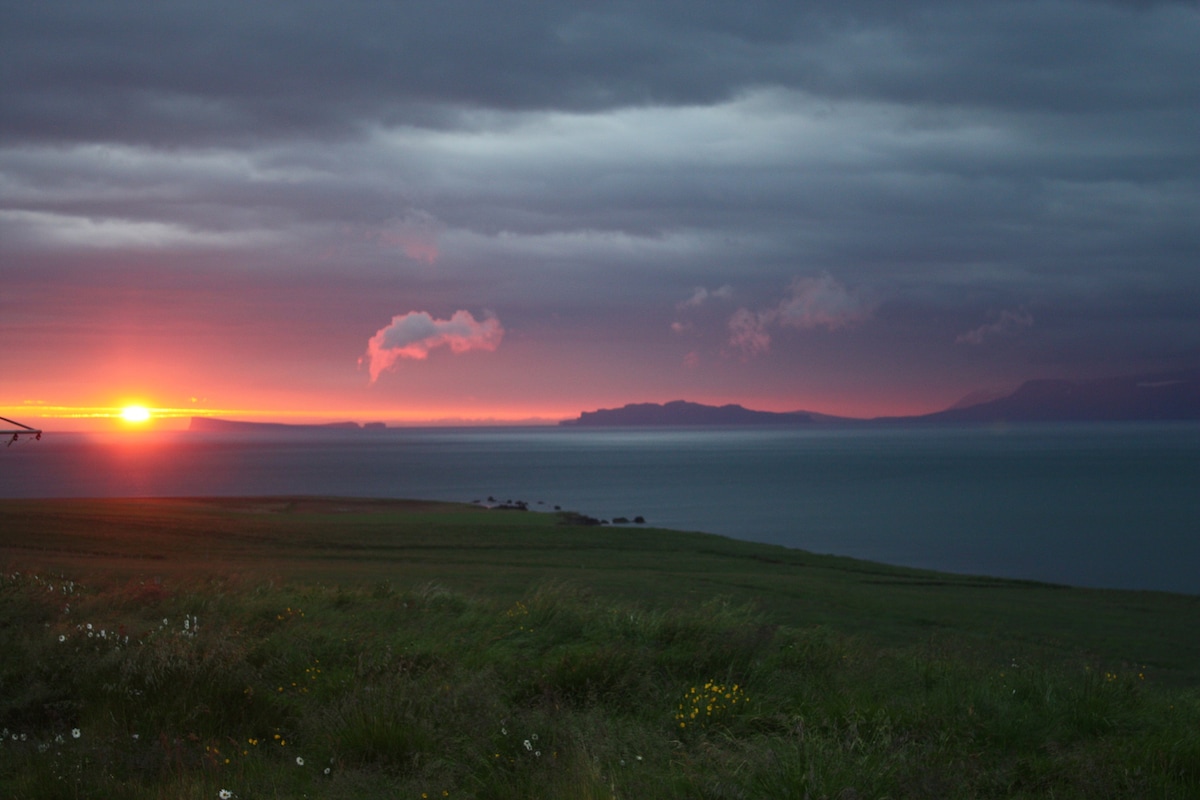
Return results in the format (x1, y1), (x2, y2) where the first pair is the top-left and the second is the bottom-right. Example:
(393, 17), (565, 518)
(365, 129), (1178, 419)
(1, 393), (948, 432)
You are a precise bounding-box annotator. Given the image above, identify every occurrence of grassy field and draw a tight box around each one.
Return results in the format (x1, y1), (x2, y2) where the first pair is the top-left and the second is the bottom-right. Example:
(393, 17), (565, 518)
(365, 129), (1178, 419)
(2, 497), (1198, 798)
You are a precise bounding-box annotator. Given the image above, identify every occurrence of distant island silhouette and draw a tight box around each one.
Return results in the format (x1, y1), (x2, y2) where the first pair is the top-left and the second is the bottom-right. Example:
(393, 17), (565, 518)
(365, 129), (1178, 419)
(560, 400), (815, 427)
(562, 369), (1200, 426)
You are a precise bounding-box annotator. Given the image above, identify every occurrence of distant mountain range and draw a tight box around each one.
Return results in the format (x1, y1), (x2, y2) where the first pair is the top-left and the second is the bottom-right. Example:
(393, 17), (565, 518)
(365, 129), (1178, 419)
(904, 369), (1200, 423)
(561, 369), (1200, 426)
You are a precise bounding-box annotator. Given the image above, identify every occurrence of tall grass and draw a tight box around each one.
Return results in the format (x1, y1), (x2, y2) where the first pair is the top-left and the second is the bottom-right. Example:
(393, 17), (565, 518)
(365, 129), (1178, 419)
(2, 568), (1198, 799)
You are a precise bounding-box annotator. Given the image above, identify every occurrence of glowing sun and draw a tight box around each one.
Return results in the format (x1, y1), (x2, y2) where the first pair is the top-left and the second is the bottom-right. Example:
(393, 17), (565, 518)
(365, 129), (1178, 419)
(120, 405), (152, 423)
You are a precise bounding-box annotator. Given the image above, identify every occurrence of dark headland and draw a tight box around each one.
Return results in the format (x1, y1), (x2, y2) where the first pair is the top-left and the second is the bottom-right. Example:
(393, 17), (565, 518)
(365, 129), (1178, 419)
(561, 369), (1200, 426)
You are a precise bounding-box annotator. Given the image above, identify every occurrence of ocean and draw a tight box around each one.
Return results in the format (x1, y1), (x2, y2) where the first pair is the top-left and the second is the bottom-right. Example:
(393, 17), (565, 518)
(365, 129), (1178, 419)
(3, 423), (1198, 594)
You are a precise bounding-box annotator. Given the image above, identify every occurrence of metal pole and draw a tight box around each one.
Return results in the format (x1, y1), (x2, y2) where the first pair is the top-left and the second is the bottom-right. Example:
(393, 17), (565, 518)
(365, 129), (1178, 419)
(0, 416), (43, 446)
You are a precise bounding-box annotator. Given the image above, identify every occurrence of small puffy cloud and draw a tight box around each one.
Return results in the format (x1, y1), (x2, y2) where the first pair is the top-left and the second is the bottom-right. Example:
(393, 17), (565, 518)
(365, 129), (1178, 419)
(776, 275), (874, 331)
(677, 284), (733, 311)
(729, 274), (873, 355)
(363, 309), (503, 381)
(728, 308), (772, 356)
(956, 308), (1033, 345)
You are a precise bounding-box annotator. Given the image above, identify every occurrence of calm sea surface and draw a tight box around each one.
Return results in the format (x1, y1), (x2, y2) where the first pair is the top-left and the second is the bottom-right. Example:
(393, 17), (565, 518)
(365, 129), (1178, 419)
(3, 423), (1198, 594)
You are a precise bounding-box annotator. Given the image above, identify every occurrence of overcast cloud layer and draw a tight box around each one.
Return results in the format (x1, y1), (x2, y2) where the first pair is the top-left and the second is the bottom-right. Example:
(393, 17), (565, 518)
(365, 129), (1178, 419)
(2, 0), (1198, 421)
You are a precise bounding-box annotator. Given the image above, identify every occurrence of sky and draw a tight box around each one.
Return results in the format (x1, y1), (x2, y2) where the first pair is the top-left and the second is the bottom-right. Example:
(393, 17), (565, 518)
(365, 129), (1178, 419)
(2, 0), (1198, 428)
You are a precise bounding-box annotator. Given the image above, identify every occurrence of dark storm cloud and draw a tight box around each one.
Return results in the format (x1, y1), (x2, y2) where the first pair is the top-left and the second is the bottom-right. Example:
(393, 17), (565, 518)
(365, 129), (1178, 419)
(5, 1), (1196, 144)
(2, 0), (1198, 404)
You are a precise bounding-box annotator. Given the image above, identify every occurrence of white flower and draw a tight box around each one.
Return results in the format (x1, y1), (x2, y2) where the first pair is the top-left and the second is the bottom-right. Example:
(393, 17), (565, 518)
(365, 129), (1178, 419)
(58, 634), (66, 643)
(296, 756), (304, 766)
(71, 728), (81, 739)
(324, 767), (331, 775)
(86, 623), (92, 630)
(218, 791), (233, 800)
(523, 739), (532, 751)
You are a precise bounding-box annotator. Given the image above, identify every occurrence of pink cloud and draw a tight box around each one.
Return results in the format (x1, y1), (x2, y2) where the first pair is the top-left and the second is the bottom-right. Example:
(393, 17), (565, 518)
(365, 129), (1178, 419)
(728, 274), (873, 355)
(728, 307), (772, 356)
(363, 309), (503, 381)
(776, 274), (874, 331)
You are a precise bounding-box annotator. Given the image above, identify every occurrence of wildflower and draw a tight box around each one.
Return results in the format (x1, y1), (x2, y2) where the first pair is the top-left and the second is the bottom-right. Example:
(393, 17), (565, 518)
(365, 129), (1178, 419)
(523, 739), (532, 751)
(324, 767), (331, 775)
(58, 634), (66, 643)
(296, 756), (304, 766)
(71, 728), (81, 739)
(219, 791), (233, 800)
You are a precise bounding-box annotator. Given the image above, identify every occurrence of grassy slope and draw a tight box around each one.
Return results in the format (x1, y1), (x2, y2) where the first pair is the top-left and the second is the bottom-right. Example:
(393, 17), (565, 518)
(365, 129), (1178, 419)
(2, 498), (1198, 799)
(3, 497), (1197, 682)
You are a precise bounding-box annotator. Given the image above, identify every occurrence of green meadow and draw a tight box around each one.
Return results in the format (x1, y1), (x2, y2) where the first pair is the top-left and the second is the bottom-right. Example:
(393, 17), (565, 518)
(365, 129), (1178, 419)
(2, 497), (1198, 799)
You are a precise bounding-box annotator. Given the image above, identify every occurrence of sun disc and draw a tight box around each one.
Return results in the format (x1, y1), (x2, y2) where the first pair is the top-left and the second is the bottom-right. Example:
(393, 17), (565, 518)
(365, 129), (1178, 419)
(121, 405), (151, 423)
